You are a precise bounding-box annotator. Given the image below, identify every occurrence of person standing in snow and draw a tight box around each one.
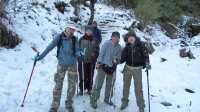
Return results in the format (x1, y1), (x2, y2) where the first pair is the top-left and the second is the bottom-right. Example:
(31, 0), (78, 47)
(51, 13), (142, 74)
(78, 26), (99, 95)
(120, 31), (151, 112)
(90, 21), (102, 83)
(35, 25), (82, 112)
(90, 32), (122, 109)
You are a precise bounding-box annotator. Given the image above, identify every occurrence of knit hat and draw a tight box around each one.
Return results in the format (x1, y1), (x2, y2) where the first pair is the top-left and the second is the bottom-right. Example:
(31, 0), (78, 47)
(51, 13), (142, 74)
(112, 31), (120, 38)
(66, 23), (79, 30)
(85, 25), (93, 31)
(124, 31), (137, 42)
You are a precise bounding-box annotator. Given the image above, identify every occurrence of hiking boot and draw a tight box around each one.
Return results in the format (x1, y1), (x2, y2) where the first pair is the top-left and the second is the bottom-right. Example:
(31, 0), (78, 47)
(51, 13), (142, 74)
(87, 90), (91, 95)
(104, 99), (114, 106)
(66, 106), (74, 112)
(90, 102), (97, 109)
(90, 99), (97, 109)
(139, 107), (144, 112)
(49, 107), (58, 112)
(120, 102), (128, 110)
(78, 91), (83, 96)
(65, 100), (74, 112)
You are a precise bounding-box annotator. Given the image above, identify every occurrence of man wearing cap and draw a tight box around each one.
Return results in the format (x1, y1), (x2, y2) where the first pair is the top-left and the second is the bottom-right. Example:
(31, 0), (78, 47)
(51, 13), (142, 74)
(35, 26), (82, 112)
(90, 32), (122, 109)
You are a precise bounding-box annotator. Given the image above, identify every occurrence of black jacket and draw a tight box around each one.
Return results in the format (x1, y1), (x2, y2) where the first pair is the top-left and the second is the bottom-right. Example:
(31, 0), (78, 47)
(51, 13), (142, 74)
(120, 39), (149, 67)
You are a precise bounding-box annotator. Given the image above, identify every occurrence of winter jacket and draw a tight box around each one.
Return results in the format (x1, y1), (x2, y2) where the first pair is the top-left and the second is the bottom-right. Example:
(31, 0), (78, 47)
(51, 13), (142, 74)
(97, 40), (122, 67)
(92, 27), (102, 44)
(79, 35), (99, 63)
(120, 39), (149, 67)
(38, 33), (81, 66)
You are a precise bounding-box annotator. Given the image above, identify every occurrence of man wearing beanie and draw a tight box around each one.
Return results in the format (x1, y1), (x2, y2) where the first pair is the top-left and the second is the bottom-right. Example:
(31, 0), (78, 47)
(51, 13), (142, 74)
(78, 26), (99, 95)
(90, 31), (122, 109)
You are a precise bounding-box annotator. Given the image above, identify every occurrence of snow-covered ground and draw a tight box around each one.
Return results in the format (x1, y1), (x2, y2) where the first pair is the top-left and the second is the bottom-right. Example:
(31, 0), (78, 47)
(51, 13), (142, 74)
(0, 0), (200, 112)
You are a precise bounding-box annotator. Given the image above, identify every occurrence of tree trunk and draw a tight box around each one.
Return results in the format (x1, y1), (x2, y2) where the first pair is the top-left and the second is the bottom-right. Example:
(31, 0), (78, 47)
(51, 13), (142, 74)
(70, 0), (81, 17)
(0, 0), (9, 19)
(0, 0), (5, 17)
(88, 0), (96, 25)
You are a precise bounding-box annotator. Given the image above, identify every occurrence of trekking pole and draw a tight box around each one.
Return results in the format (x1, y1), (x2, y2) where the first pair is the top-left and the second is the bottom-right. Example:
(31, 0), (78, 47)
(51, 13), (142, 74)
(80, 48), (86, 94)
(90, 63), (95, 93)
(21, 52), (39, 107)
(82, 61), (85, 94)
(108, 68), (117, 108)
(146, 69), (151, 112)
(76, 62), (79, 95)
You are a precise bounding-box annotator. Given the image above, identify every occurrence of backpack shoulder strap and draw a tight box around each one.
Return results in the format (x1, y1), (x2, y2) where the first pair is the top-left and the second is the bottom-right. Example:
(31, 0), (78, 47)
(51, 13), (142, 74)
(56, 33), (63, 57)
(71, 35), (77, 56)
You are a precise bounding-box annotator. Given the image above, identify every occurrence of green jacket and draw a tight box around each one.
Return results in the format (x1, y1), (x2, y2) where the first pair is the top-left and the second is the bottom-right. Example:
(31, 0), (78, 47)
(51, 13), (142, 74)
(79, 35), (99, 63)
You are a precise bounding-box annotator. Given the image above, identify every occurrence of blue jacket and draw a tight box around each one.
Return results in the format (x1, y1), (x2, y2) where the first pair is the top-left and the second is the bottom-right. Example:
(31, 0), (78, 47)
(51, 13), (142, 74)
(97, 40), (122, 67)
(38, 33), (81, 66)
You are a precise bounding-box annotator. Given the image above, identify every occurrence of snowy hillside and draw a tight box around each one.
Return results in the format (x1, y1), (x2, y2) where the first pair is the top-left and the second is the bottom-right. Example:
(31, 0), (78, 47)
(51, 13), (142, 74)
(0, 0), (200, 112)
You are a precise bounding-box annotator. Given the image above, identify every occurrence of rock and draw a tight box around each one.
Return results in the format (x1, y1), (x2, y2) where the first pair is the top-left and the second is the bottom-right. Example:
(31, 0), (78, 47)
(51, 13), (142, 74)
(177, 105), (181, 108)
(160, 23), (179, 39)
(180, 40), (189, 47)
(187, 50), (195, 59)
(70, 17), (81, 23)
(185, 88), (195, 93)
(0, 23), (22, 48)
(144, 42), (155, 55)
(161, 102), (172, 107)
(129, 21), (145, 31)
(188, 24), (200, 37)
(179, 48), (195, 59)
(105, 19), (116, 23)
(161, 58), (167, 62)
(180, 48), (188, 57)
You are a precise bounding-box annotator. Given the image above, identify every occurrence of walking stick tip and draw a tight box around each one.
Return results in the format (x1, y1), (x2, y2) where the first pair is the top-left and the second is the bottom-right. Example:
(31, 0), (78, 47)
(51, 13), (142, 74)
(21, 104), (24, 107)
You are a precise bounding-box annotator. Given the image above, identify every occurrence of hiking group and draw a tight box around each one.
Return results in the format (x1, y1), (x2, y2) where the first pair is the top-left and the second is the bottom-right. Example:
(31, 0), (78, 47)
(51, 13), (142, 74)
(32, 21), (152, 112)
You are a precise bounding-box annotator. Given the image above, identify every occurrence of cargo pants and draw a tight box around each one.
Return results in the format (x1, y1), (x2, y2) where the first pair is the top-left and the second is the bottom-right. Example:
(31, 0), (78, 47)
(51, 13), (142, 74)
(50, 64), (77, 110)
(90, 68), (116, 104)
(122, 64), (145, 112)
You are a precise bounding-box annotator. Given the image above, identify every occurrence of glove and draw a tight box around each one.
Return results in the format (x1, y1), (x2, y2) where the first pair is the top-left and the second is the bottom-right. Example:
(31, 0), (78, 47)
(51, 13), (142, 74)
(113, 56), (120, 65)
(79, 48), (86, 56)
(78, 55), (84, 62)
(96, 62), (102, 69)
(145, 64), (151, 70)
(34, 54), (42, 61)
(112, 58), (119, 65)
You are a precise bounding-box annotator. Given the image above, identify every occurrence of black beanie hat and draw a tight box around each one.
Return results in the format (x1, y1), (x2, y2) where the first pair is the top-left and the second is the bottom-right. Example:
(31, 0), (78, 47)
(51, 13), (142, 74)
(112, 31), (120, 38)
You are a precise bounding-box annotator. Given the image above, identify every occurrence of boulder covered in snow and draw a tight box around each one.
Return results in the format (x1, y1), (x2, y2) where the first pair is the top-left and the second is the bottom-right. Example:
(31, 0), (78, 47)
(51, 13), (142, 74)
(160, 23), (179, 39)
(187, 24), (200, 37)
(179, 48), (195, 59)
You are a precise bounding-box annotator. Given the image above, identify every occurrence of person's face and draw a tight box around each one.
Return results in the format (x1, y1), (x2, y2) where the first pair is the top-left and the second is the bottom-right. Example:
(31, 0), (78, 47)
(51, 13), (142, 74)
(128, 36), (136, 44)
(92, 23), (97, 27)
(69, 28), (75, 34)
(112, 36), (120, 45)
(85, 30), (93, 36)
